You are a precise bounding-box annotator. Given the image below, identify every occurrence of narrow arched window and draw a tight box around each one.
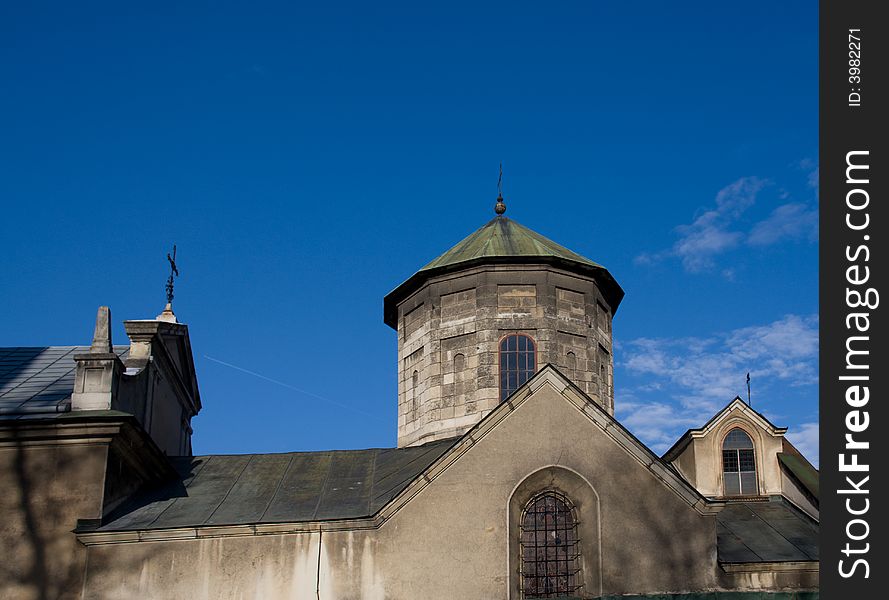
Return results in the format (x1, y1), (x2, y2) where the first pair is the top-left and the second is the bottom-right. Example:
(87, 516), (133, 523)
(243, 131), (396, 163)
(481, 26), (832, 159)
(565, 352), (576, 379)
(411, 370), (419, 414)
(520, 492), (581, 598)
(722, 428), (757, 496)
(500, 334), (536, 400)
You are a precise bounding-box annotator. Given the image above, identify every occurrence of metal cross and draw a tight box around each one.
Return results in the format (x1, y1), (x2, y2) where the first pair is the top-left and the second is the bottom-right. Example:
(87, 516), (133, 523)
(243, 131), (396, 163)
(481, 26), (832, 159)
(165, 244), (179, 305)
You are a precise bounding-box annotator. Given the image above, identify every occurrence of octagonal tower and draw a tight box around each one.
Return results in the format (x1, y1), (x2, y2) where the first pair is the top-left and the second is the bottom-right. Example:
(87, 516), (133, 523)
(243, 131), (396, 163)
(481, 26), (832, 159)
(385, 204), (624, 448)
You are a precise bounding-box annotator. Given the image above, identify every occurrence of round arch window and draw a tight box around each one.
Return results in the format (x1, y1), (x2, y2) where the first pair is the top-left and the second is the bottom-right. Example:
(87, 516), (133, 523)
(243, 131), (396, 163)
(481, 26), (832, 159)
(722, 428), (757, 496)
(500, 334), (537, 401)
(520, 491), (581, 598)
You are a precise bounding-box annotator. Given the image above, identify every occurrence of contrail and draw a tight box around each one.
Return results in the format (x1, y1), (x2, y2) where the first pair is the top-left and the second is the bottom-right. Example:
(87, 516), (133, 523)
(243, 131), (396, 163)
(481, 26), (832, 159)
(203, 355), (385, 422)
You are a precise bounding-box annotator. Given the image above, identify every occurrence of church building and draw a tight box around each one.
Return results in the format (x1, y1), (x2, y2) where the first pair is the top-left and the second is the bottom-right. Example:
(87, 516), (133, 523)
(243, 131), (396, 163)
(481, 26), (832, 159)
(0, 196), (819, 599)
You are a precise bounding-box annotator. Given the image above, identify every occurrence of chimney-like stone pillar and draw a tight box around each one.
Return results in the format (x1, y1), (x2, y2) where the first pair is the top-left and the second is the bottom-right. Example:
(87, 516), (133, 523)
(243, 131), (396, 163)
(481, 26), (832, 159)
(71, 306), (123, 411)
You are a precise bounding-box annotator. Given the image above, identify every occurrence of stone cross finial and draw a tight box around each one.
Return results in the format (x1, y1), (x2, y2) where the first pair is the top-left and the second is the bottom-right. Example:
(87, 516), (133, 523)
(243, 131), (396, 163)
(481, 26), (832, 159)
(90, 306), (113, 353)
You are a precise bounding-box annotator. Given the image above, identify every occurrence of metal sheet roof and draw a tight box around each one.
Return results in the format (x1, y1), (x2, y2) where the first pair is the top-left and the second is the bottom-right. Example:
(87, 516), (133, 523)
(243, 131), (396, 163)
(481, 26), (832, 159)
(384, 216), (624, 328)
(0, 346), (129, 418)
(716, 499), (819, 563)
(778, 452), (819, 501)
(98, 438), (456, 531)
(421, 216), (602, 272)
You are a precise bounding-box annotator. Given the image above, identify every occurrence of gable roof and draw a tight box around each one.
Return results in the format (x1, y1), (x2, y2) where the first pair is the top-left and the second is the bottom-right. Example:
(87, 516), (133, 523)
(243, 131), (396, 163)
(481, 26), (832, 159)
(85, 365), (714, 541)
(79, 366), (818, 566)
(383, 216), (624, 328)
(94, 438), (456, 532)
(661, 396), (788, 463)
(0, 346), (129, 419)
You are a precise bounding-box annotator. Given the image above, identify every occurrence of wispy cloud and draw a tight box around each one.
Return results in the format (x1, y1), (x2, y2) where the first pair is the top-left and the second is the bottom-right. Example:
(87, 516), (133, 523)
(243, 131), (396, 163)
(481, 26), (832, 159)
(807, 167), (819, 189)
(797, 158), (819, 191)
(748, 203), (818, 246)
(635, 177), (765, 272)
(617, 399), (704, 450)
(616, 314), (818, 459)
(636, 172), (818, 274)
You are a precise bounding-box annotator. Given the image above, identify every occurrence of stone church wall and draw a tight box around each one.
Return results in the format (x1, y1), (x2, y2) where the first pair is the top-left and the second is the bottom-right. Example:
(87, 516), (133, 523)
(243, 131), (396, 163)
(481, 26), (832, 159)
(80, 381), (719, 600)
(395, 264), (615, 447)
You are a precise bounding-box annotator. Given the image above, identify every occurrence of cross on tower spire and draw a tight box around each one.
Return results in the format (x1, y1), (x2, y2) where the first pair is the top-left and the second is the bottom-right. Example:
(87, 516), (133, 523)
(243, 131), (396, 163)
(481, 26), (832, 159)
(165, 244), (179, 305)
(157, 243), (180, 323)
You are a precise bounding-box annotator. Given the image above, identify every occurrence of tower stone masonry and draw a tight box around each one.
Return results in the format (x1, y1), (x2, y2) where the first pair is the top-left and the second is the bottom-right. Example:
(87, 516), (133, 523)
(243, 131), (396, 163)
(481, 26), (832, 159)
(385, 214), (624, 447)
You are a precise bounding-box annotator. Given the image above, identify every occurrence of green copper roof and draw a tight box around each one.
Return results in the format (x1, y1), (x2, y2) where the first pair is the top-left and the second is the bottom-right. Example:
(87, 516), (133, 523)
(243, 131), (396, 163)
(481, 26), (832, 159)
(384, 214), (623, 329)
(420, 216), (601, 272)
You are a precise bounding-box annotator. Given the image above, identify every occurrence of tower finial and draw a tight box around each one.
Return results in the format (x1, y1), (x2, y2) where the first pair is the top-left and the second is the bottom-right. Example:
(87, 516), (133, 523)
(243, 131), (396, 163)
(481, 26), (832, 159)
(494, 162), (506, 215)
(158, 243), (180, 323)
(165, 244), (179, 306)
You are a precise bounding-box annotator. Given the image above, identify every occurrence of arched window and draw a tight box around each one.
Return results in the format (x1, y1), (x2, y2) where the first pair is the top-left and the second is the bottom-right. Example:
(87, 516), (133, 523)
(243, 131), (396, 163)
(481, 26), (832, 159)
(722, 428), (757, 496)
(520, 492), (581, 598)
(500, 334), (537, 400)
(411, 370), (419, 414)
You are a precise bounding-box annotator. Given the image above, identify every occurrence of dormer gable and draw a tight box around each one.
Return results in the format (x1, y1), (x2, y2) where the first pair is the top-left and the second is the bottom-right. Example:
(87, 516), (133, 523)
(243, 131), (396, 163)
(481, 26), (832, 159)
(662, 397), (817, 519)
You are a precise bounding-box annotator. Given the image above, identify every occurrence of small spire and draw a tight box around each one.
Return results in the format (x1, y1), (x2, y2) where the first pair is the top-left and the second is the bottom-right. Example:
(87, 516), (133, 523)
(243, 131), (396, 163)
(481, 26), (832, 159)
(90, 306), (113, 353)
(494, 162), (506, 215)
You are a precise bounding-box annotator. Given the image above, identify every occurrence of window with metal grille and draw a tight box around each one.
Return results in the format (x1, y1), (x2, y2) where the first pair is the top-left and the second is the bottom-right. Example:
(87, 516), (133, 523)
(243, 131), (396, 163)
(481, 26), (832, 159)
(722, 428), (757, 496)
(520, 492), (582, 599)
(500, 334), (536, 401)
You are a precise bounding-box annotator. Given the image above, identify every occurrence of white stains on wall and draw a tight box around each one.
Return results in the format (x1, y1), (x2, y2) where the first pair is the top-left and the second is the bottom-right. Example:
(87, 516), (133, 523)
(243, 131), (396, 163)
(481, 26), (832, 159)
(359, 536), (386, 600)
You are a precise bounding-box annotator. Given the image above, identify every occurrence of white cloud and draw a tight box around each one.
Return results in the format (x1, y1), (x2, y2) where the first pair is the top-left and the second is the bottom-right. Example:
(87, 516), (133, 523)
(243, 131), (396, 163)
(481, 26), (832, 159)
(636, 173), (819, 273)
(808, 167), (819, 189)
(634, 177), (766, 273)
(617, 402), (703, 453)
(616, 314), (819, 456)
(748, 203), (818, 246)
(786, 422), (819, 468)
(726, 314), (819, 362)
(672, 177), (765, 272)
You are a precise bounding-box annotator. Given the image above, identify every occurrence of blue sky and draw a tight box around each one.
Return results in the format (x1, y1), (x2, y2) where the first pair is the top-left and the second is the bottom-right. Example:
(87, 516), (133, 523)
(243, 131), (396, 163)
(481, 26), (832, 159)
(0, 2), (818, 463)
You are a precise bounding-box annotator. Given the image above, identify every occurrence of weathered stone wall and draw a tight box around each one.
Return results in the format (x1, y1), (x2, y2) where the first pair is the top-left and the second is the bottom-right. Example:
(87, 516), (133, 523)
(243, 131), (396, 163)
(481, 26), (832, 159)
(396, 264), (615, 447)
